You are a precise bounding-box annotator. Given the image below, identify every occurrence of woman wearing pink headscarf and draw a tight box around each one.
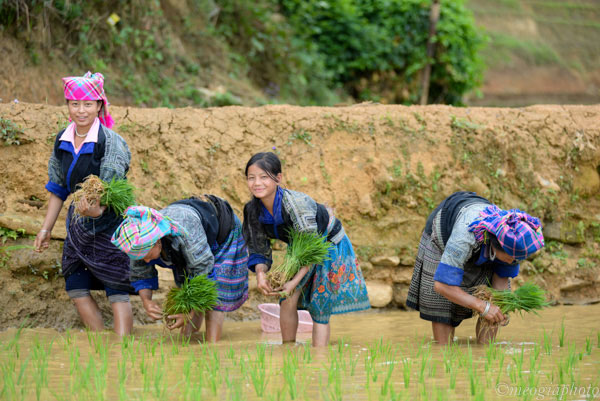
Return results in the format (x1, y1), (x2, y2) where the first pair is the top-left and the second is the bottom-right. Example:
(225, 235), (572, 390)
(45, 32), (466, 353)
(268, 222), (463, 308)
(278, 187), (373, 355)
(34, 72), (134, 336)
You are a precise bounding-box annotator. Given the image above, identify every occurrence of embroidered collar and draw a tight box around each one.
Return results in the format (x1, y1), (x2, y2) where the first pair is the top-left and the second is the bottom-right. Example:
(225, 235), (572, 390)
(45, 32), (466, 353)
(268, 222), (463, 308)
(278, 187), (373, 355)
(259, 186), (284, 226)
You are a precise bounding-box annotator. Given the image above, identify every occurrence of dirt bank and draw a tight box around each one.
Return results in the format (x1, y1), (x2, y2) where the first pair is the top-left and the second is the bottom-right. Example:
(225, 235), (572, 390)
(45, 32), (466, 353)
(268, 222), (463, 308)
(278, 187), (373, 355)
(0, 102), (599, 330)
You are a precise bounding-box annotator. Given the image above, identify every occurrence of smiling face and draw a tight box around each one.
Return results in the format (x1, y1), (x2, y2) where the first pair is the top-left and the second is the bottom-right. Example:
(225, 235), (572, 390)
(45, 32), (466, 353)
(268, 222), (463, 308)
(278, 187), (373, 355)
(246, 163), (281, 201)
(67, 100), (102, 132)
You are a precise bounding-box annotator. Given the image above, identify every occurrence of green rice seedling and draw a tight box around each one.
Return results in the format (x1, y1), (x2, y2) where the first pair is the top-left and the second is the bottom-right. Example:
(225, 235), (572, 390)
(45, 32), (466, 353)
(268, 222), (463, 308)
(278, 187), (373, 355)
(511, 345), (525, 380)
(543, 329), (553, 355)
(4, 320), (27, 358)
(85, 355), (106, 401)
(508, 363), (517, 384)
(495, 351), (505, 386)
(418, 348), (430, 384)
(152, 361), (166, 400)
(327, 356), (343, 401)
(283, 349), (299, 400)
(247, 343), (269, 397)
(380, 360), (395, 397)
(485, 340), (498, 372)
(401, 358), (411, 389)
(118, 359), (128, 401)
(466, 345), (478, 396)
(585, 336), (592, 355)
(201, 346), (221, 396)
(349, 352), (360, 376)
(229, 376), (244, 401)
(434, 385), (447, 401)
(428, 360), (437, 378)
(0, 360), (17, 401)
(474, 283), (549, 334)
(226, 345), (236, 366)
(68, 346), (80, 375)
(15, 355), (29, 398)
(528, 353), (540, 388)
(302, 342), (312, 363)
(559, 319), (566, 347)
(61, 328), (73, 351)
(164, 274), (218, 323)
(32, 338), (52, 401)
(267, 229), (332, 290)
(533, 341), (541, 362)
(491, 283), (550, 314)
(566, 343), (578, 369)
(73, 175), (136, 217)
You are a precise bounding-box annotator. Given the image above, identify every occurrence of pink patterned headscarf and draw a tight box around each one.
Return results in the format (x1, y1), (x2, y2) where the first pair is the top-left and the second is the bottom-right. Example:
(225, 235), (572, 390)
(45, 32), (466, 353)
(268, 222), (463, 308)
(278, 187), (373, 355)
(111, 206), (186, 260)
(468, 205), (545, 260)
(62, 71), (114, 128)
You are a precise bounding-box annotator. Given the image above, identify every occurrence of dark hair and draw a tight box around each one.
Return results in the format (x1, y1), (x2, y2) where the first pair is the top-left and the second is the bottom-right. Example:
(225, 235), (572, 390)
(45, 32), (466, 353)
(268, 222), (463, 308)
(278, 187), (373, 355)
(244, 152), (281, 181)
(487, 233), (502, 251)
(242, 152), (282, 254)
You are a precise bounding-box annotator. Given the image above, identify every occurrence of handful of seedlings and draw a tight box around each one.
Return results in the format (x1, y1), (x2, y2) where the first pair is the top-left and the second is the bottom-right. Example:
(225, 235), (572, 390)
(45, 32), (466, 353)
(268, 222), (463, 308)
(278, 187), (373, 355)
(267, 229), (332, 293)
(474, 282), (550, 329)
(164, 274), (218, 318)
(72, 175), (136, 216)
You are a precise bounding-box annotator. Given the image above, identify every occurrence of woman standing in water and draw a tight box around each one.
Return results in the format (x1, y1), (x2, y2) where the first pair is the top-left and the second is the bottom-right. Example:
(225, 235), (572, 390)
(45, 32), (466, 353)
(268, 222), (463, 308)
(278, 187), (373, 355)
(111, 196), (248, 342)
(34, 72), (134, 336)
(406, 191), (545, 345)
(242, 152), (370, 346)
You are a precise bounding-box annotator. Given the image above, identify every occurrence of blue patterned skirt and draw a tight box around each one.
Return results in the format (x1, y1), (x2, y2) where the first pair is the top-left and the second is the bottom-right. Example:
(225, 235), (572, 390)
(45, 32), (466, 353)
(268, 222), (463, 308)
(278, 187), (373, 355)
(211, 216), (249, 312)
(295, 234), (370, 324)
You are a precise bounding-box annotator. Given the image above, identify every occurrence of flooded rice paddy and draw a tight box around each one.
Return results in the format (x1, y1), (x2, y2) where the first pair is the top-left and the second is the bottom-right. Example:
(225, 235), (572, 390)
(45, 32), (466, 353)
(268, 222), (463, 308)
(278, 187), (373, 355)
(0, 304), (599, 401)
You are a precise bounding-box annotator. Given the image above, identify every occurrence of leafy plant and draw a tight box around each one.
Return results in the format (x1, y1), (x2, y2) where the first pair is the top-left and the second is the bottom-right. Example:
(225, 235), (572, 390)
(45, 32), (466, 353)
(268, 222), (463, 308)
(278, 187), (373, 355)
(267, 229), (332, 290)
(164, 274), (218, 316)
(475, 283), (550, 316)
(0, 118), (26, 145)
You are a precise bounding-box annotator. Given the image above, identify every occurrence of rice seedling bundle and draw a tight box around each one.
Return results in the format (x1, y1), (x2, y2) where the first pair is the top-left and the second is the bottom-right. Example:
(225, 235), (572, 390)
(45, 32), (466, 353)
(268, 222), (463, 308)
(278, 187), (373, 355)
(164, 274), (218, 316)
(474, 282), (549, 331)
(72, 175), (136, 216)
(267, 229), (332, 289)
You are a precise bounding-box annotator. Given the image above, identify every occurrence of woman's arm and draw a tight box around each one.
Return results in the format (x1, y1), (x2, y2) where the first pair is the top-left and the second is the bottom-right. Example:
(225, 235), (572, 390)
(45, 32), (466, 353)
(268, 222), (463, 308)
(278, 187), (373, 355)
(255, 264), (278, 295)
(433, 280), (506, 324)
(278, 265), (310, 296)
(34, 194), (64, 252)
(138, 288), (163, 320)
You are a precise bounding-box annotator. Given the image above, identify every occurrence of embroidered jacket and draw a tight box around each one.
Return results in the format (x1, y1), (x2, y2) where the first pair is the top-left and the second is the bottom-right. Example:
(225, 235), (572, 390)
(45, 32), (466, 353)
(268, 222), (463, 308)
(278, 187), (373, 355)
(432, 202), (521, 286)
(45, 124), (131, 233)
(243, 188), (344, 272)
(129, 198), (233, 292)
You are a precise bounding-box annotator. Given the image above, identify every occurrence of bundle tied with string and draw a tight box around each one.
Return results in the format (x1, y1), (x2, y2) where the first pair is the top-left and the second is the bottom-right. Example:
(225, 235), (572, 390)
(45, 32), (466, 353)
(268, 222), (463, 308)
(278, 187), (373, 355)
(267, 229), (332, 293)
(72, 175), (136, 216)
(473, 282), (550, 332)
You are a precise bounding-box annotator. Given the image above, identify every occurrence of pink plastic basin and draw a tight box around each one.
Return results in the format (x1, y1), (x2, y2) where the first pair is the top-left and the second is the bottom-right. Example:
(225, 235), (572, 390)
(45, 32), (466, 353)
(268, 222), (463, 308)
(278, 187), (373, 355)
(257, 303), (313, 333)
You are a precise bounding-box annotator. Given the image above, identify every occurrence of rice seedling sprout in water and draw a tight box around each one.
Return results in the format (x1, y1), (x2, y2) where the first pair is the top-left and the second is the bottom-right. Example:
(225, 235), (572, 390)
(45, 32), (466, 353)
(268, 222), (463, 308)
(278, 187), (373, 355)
(559, 319), (566, 347)
(543, 329), (553, 355)
(267, 229), (332, 291)
(247, 343), (269, 397)
(585, 336), (592, 355)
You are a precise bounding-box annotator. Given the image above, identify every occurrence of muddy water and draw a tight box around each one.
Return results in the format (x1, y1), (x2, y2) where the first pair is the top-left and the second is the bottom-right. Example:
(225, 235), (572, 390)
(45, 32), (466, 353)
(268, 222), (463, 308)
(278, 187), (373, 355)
(1, 305), (599, 401)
